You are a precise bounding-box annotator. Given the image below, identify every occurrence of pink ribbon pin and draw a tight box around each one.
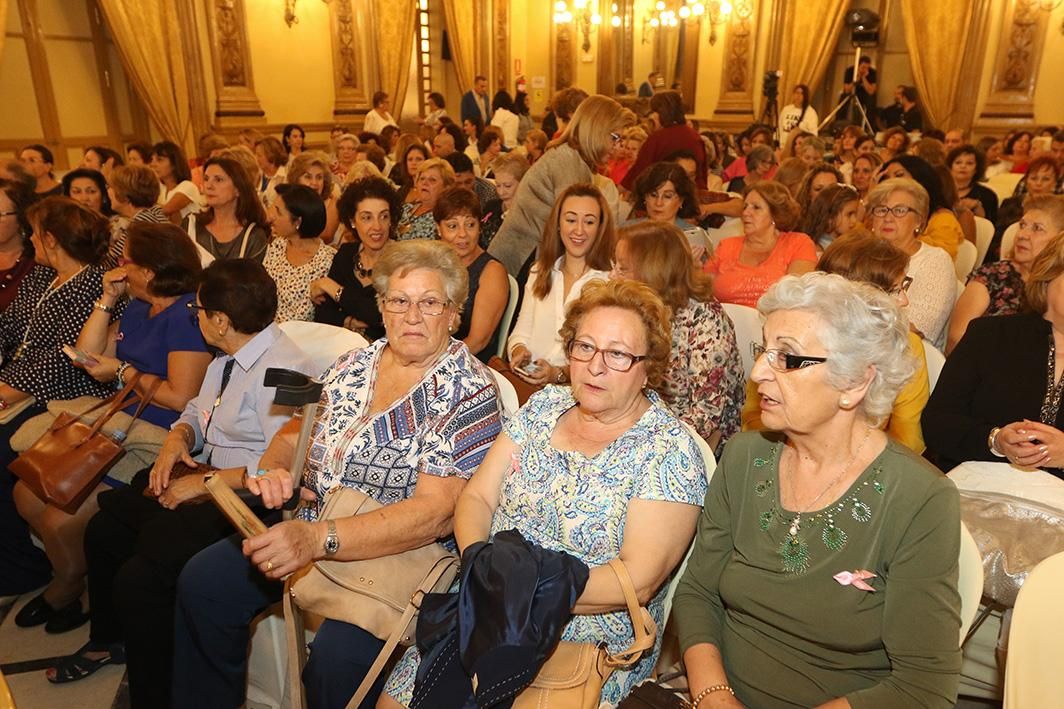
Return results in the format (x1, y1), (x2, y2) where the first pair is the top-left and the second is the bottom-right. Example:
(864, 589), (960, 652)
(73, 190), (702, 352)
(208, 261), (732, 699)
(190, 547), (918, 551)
(833, 569), (877, 592)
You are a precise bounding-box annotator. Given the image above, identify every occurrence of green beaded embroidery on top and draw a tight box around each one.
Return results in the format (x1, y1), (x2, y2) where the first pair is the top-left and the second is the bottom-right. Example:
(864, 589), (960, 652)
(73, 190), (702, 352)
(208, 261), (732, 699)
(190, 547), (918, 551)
(756, 443), (885, 575)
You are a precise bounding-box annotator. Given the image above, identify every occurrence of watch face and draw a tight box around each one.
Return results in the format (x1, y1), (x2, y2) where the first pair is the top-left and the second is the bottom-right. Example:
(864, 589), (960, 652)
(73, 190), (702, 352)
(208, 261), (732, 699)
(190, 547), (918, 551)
(325, 537), (340, 554)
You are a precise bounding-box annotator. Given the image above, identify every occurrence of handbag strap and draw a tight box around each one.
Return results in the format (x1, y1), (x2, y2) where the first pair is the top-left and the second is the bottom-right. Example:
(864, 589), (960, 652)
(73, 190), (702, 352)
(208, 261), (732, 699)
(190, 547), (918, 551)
(603, 557), (658, 668)
(238, 223), (254, 258)
(115, 378), (163, 437)
(345, 555), (459, 709)
(84, 372), (149, 438)
(53, 372), (142, 437)
(284, 575), (310, 709)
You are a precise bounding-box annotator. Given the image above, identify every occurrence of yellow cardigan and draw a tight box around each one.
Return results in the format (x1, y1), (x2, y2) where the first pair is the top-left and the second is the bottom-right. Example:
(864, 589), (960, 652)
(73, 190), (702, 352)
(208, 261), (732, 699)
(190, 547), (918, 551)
(740, 332), (929, 453)
(919, 209), (964, 260)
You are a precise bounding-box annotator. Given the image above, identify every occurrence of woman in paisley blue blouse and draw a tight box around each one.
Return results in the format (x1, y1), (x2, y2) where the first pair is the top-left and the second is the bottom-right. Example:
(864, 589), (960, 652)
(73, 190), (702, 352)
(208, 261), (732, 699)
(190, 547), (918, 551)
(172, 239), (503, 709)
(381, 278), (709, 707)
(674, 273), (961, 708)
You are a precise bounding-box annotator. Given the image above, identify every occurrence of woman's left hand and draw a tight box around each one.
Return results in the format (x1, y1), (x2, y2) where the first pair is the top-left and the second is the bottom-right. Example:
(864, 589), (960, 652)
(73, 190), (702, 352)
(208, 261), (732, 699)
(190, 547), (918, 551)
(514, 358), (556, 386)
(1017, 420), (1064, 468)
(157, 474), (207, 509)
(243, 520), (322, 579)
(77, 352), (121, 383)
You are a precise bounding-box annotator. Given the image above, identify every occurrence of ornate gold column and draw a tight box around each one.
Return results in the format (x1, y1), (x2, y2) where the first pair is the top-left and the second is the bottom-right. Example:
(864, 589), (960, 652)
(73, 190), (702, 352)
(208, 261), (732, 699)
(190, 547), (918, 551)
(712, 0), (757, 128)
(493, 0), (510, 91)
(975, 0), (1048, 134)
(554, 22), (575, 90)
(204, 0), (265, 126)
(329, 0), (374, 117)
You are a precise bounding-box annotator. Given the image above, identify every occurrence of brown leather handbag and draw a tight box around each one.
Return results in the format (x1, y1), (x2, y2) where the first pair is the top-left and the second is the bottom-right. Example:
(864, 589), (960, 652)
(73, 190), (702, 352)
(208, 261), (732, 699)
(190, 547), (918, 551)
(511, 558), (658, 709)
(283, 485), (460, 709)
(11, 375), (160, 514)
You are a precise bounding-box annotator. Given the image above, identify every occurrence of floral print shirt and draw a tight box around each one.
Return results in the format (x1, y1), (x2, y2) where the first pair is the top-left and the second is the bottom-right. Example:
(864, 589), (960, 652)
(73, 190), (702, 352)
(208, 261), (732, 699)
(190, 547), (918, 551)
(969, 260), (1025, 318)
(662, 298), (746, 452)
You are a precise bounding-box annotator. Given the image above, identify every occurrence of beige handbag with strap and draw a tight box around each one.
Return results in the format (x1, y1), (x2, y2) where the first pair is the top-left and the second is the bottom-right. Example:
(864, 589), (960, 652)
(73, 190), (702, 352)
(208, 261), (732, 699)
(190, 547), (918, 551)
(282, 485), (460, 709)
(510, 557), (658, 709)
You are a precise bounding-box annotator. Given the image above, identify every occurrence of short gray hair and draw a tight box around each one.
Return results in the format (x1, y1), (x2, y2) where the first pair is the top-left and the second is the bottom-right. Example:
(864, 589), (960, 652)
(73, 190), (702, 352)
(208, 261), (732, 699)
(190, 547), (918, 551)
(747, 144), (777, 170)
(372, 240), (469, 314)
(758, 272), (916, 423)
(866, 177), (929, 224)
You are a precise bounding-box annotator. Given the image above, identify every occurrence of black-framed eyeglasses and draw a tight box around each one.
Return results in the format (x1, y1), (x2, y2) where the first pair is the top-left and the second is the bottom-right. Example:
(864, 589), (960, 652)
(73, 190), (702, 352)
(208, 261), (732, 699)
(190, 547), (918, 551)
(186, 301), (209, 324)
(870, 205), (919, 219)
(888, 276), (913, 296)
(751, 343), (827, 372)
(0, 211), (17, 218)
(381, 295), (450, 316)
(567, 339), (647, 372)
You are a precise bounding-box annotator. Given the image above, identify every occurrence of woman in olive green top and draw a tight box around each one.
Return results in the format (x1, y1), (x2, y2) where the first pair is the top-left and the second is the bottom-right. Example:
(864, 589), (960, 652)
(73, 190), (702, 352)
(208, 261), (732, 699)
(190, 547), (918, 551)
(674, 272), (961, 709)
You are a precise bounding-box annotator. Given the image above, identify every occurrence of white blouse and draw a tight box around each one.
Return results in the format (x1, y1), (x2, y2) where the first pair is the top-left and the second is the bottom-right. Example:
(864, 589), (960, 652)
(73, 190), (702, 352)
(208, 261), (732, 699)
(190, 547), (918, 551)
(906, 242), (956, 351)
(507, 257), (609, 366)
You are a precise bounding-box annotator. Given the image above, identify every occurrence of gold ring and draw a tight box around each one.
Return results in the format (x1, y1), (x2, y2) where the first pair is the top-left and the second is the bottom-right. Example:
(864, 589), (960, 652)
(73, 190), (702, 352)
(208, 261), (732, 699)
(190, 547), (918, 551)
(266, 561), (274, 572)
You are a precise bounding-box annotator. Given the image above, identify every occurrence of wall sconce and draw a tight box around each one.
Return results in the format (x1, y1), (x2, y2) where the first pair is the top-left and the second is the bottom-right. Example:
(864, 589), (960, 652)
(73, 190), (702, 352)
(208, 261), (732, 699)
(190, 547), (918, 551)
(706, 0), (732, 44)
(554, 0), (603, 53)
(285, 0), (333, 28)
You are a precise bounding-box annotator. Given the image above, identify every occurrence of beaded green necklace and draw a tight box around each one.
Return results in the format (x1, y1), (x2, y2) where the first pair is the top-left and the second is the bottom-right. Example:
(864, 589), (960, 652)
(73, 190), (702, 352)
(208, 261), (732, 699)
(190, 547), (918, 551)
(753, 444), (885, 575)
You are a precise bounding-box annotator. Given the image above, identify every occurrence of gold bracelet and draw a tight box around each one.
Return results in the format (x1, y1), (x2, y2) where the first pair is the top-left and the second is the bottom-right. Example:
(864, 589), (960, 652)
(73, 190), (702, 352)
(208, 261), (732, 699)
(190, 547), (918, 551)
(692, 684), (734, 708)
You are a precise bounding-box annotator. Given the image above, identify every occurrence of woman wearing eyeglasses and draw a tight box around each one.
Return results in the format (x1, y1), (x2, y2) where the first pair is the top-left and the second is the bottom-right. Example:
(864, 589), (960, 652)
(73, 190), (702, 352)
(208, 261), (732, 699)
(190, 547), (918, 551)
(947, 195), (1064, 354)
(172, 240), (503, 709)
(11, 223), (210, 635)
(380, 278), (708, 708)
(867, 177), (956, 350)
(46, 259), (315, 705)
(675, 272), (961, 709)
(742, 233), (930, 454)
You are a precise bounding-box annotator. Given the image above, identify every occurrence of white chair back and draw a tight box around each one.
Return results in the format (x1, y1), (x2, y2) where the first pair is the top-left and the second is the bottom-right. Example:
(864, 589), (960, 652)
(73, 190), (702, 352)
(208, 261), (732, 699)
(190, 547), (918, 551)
(985, 173), (1021, 205)
(706, 217), (744, 249)
(1004, 551), (1064, 707)
(955, 239), (978, 281)
(487, 368), (520, 419)
(958, 522), (984, 644)
(1000, 221), (1020, 260)
(495, 275), (520, 360)
(923, 339), (945, 394)
(278, 321), (368, 377)
(973, 216), (994, 267)
(721, 303), (761, 379)
(660, 423), (717, 626)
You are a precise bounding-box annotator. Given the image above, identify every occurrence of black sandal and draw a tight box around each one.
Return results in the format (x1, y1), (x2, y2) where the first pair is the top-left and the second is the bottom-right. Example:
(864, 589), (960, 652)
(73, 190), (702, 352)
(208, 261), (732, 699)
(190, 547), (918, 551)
(46, 642), (126, 684)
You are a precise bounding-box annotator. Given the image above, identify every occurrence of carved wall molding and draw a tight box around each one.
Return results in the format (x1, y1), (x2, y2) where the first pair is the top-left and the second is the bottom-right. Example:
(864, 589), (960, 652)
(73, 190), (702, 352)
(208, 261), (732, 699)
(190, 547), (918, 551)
(977, 0), (1047, 128)
(204, 0), (264, 124)
(555, 23), (574, 90)
(494, 0), (510, 90)
(328, 0), (373, 116)
(713, 0), (757, 125)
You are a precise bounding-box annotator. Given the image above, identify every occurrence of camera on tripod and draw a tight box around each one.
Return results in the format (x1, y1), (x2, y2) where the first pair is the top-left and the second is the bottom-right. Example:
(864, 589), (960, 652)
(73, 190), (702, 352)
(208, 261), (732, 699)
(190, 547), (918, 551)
(762, 70), (782, 100)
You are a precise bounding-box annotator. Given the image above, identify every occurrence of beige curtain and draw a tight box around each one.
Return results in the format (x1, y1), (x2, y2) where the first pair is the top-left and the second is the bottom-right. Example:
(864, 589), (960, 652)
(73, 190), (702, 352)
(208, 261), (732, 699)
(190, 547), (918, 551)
(97, 0), (196, 155)
(375, 0), (417, 118)
(774, 0), (848, 97)
(0, 0), (8, 62)
(899, 0), (976, 130)
(443, 0), (476, 94)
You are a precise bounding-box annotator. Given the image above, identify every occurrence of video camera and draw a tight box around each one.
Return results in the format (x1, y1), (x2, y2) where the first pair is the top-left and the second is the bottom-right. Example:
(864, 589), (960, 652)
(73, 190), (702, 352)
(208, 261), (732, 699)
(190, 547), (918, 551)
(762, 70), (782, 100)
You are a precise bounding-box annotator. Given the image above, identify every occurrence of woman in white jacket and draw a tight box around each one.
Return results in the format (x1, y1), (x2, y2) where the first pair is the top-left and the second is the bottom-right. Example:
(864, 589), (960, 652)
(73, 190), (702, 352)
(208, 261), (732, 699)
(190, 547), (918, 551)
(779, 84), (819, 146)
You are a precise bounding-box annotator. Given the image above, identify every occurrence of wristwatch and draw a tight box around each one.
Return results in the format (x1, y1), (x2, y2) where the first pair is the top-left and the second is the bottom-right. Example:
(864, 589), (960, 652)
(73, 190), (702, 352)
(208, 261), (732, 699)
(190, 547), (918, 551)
(323, 520), (340, 556)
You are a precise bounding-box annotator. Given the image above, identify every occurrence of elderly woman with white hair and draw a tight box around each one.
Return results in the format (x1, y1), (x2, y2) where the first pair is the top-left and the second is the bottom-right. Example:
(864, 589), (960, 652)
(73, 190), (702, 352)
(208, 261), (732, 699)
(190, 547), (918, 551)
(867, 177), (956, 350)
(674, 272), (962, 708)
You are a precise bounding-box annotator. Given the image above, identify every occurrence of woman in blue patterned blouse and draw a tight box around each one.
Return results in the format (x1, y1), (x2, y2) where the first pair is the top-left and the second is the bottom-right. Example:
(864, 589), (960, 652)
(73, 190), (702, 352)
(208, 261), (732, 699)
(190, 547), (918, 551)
(381, 278), (710, 707)
(171, 239), (503, 709)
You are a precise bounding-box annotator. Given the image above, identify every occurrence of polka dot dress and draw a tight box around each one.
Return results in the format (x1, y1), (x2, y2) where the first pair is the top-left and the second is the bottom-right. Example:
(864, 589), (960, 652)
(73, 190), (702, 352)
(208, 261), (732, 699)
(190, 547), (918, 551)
(0, 264), (117, 404)
(262, 238), (336, 323)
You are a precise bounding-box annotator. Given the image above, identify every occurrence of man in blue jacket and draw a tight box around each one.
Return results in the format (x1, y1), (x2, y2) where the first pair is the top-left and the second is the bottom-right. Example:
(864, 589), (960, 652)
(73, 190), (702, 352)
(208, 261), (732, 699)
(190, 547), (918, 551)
(461, 75), (491, 125)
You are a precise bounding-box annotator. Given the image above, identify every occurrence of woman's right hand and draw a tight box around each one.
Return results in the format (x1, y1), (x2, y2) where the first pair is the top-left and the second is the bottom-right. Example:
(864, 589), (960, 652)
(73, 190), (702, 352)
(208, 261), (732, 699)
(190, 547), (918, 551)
(245, 468), (296, 509)
(309, 277), (339, 304)
(509, 345), (532, 370)
(149, 434), (196, 495)
(101, 266), (129, 304)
